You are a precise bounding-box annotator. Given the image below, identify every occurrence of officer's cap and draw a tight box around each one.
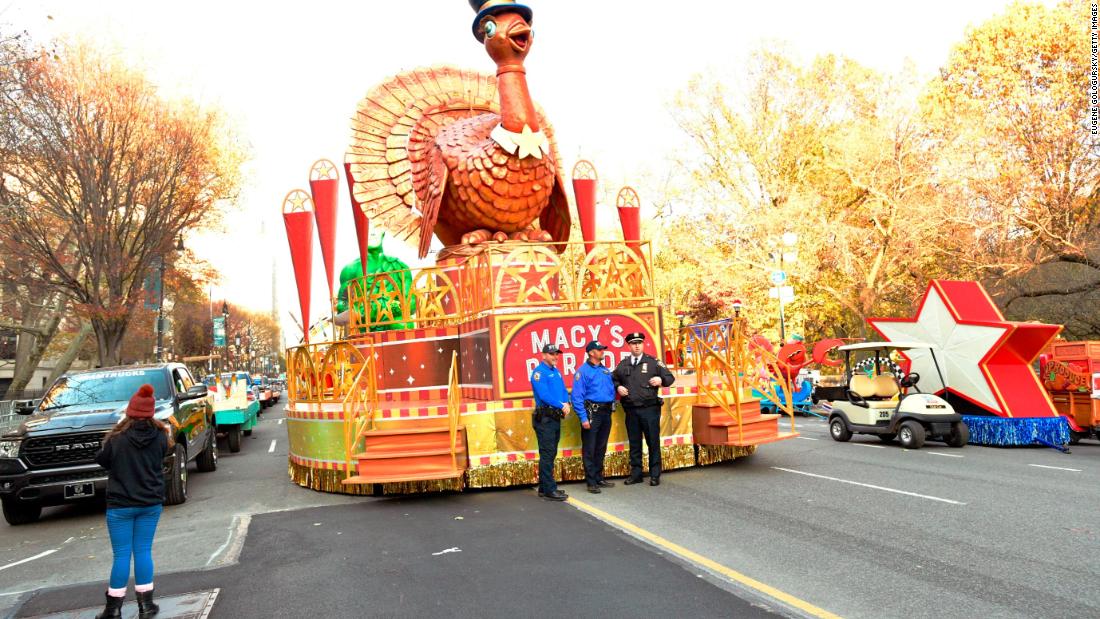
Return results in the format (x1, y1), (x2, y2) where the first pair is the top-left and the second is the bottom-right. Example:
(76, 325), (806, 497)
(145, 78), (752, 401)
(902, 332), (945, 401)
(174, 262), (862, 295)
(585, 341), (608, 352)
(542, 344), (562, 354)
(626, 332), (646, 343)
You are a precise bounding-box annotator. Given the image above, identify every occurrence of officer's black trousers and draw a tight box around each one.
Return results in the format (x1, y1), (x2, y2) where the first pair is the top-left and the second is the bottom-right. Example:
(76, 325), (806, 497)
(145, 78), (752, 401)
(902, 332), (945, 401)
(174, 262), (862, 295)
(581, 410), (613, 486)
(625, 405), (662, 480)
(533, 415), (561, 494)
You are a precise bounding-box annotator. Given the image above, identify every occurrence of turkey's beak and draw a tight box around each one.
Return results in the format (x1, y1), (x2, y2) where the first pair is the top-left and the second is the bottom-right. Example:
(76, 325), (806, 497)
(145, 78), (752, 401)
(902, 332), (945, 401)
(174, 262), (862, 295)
(507, 24), (531, 53)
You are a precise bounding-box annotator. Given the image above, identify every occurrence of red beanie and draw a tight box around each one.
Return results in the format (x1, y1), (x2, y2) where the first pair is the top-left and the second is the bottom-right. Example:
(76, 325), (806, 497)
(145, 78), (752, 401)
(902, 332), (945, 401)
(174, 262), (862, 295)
(126, 384), (156, 419)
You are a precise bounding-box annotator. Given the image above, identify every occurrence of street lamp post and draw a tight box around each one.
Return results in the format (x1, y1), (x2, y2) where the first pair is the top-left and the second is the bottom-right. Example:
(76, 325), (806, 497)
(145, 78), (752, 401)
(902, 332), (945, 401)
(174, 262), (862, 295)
(222, 301), (230, 371)
(772, 232), (798, 343)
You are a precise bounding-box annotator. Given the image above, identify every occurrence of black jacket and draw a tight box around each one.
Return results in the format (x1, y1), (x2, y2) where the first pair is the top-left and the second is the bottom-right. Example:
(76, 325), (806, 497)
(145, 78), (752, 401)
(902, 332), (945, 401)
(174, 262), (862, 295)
(612, 353), (675, 409)
(95, 421), (169, 508)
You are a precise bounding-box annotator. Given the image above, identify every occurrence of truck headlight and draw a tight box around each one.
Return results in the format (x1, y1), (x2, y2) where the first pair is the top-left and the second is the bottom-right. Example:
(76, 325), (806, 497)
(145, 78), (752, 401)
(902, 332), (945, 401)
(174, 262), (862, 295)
(0, 440), (20, 459)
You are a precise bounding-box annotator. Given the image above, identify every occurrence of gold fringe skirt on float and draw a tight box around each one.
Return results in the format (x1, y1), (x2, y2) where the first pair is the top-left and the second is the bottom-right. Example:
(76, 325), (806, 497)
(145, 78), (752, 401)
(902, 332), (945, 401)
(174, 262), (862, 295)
(289, 443), (748, 495)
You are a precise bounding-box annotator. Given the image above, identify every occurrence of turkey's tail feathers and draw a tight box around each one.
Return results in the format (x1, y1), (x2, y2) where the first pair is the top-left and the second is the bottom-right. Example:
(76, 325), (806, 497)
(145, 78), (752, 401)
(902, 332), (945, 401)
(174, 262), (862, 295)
(346, 66), (499, 251)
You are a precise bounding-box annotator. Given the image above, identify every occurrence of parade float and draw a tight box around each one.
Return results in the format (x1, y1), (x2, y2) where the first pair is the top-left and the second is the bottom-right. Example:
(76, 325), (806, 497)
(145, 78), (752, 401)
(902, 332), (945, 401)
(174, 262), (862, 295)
(278, 0), (804, 495)
(1040, 340), (1100, 443)
(869, 279), (1070, 448)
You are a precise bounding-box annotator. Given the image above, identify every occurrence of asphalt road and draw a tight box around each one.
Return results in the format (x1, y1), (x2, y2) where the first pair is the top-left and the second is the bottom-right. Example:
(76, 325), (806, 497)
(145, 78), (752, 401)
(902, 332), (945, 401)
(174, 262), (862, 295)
(573, 418), (1100, 619)
(4, 409), (1100, 618)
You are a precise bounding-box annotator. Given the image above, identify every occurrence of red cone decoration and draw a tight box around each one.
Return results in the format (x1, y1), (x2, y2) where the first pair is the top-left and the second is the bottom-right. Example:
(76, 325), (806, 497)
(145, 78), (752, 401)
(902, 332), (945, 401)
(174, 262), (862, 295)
(282, 189), (315, 343)
(571, 160), (598, 255)
(308, 159), (339, 302)
(616, 186), (641, 252)
(344, 159), (370, 276)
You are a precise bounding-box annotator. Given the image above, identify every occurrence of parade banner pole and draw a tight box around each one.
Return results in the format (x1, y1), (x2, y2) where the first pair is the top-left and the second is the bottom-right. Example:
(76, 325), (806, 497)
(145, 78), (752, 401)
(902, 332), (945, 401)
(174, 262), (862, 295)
(309, 159), (340, 327)
(282, 189), (315, 344)
(616, 186), (642, 253)
(344, 159), (370, 277)
(571, 160), (598, 255)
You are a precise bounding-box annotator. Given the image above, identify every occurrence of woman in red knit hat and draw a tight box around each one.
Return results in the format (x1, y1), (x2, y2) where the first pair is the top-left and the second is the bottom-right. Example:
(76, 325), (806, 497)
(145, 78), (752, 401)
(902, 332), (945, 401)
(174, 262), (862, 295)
(93, 384), (173, 619)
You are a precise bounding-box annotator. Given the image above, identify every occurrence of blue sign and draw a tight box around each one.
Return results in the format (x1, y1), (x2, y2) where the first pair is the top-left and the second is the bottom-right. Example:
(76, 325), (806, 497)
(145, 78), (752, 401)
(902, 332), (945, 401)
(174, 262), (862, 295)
(212, 317), (226, 347)
(770, 270), (787, 285)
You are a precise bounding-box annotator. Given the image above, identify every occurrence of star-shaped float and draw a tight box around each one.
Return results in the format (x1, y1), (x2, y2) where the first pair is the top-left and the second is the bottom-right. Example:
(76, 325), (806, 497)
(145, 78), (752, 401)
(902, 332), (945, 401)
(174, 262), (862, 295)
(868, 280), (1061, 418)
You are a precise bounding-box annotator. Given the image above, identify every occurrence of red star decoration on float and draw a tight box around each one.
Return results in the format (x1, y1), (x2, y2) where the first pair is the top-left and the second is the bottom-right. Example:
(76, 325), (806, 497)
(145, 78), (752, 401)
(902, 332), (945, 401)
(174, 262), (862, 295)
(868, 280), (1061, 418)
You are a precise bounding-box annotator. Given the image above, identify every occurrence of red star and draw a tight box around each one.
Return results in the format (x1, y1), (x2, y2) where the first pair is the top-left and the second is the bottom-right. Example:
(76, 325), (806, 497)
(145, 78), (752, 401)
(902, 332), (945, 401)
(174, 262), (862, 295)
(869, 280), (1061, 418)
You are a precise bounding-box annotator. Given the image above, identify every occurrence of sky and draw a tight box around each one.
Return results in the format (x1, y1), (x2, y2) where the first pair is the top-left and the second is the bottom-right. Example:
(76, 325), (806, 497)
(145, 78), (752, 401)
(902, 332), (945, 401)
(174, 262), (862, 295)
(3, 0), (1039, 344)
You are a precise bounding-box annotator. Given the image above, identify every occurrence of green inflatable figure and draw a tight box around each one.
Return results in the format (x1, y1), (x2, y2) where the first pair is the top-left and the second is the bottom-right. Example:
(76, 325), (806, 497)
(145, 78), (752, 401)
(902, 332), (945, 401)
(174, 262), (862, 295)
(336, 229), (416, 332)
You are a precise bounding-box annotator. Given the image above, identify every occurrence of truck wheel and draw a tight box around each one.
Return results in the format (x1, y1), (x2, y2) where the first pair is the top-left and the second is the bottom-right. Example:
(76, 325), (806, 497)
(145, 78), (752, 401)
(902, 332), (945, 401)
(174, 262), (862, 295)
(878, 433), (896, 443)
(2, 498), (41, 526)
(829, 417), (852, 442)
(898, 421), (926, 449)
(945, 422), (969, 448)
(243, 428), (253, 437)
(164, 444), (188, 505)
(196, 429), (218, 472)
(1069, 430), (1087, 445)
(228, 427), (242, 453)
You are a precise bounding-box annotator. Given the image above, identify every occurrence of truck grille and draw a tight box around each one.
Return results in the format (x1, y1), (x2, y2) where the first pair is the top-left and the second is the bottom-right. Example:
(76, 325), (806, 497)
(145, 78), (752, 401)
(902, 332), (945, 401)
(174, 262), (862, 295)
(22, 432), (107, 467)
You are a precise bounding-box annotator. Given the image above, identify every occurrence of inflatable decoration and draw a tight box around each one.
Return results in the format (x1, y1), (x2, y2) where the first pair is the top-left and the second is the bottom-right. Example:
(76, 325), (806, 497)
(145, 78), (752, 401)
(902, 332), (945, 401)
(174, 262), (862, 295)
(869, 279), (1067, 447)
(335, 230), (416, 332)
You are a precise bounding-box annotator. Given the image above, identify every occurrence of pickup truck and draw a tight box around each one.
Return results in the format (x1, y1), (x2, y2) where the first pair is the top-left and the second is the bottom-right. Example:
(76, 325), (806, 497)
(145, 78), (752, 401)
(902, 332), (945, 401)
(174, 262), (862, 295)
(0, 363), (218, 525)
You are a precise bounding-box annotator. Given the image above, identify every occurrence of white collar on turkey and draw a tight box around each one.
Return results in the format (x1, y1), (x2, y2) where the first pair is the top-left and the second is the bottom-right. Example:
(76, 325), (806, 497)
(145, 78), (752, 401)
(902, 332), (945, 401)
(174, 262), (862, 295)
(490, 123), (550, 160)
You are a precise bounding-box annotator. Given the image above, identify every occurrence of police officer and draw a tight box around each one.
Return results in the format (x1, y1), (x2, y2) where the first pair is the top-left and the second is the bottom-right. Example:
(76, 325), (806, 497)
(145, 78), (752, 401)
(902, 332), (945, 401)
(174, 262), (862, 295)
(530, 344), (571, 501)
(613, 332), (675, 486)
(572, 340), (616, 494)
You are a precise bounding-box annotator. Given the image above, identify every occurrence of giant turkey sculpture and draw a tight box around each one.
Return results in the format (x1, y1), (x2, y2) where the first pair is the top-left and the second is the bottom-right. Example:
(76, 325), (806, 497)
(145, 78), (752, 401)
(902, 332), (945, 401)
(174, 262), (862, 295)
(346, 0), (571, 259)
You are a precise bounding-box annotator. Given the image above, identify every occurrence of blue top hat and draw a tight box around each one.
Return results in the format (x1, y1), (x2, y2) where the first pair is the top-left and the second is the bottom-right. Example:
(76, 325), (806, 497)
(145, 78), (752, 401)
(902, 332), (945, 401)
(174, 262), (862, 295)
(469, 0), (534, 42)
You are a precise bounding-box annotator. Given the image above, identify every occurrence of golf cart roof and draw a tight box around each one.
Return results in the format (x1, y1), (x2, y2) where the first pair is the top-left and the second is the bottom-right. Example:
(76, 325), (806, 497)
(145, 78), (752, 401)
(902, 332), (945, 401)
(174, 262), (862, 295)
(837, 341), (937, 352)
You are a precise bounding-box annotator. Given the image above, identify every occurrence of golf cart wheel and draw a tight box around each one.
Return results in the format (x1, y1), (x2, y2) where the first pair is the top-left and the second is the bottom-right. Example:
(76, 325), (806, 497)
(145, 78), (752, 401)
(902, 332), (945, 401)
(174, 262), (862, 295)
(829, 417), (852, 442)
(898, 421), (926, 449)
(945, 422), (969, 448)
(878, 433), (896, 443)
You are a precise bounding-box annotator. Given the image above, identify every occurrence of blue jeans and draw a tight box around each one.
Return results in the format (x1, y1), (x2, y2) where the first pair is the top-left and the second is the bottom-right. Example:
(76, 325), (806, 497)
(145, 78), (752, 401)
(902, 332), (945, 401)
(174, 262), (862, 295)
(105, 504), (162, 589)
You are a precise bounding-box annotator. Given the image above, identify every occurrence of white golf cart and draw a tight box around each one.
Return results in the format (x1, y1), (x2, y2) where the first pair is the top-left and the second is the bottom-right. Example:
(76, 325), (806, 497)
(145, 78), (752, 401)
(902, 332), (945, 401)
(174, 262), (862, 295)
(826, 341), (969, 449)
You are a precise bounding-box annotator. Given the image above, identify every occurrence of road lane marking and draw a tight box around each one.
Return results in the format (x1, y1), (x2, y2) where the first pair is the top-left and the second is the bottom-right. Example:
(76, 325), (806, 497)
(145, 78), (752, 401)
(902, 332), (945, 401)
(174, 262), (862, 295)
(567, 497), (842, 619)
(268, 439), (277, 453)
(796, 436), (818, 441)
(771, 467), (966, 505)
(0, 549), (58, 572)
(206, 514), (252, 567)
(926, 451), (963, 458)
(1028, 464), (1081, 472)
(278, 419), (283, 425)
(853, 443), (885, 449)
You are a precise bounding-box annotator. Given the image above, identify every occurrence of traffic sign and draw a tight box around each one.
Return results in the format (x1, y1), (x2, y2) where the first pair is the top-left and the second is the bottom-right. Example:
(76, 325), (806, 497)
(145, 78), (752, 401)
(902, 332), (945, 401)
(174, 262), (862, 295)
(770, 270), (787, 285)
(769, 286), (795, 302)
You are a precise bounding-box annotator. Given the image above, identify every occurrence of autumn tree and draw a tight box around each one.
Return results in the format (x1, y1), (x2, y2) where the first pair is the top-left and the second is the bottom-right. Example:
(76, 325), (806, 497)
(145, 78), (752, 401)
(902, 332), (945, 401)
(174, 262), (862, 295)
(0, 42), (245, 367)
(658, 49), (966, 341)
(923, 0), (1100, 337)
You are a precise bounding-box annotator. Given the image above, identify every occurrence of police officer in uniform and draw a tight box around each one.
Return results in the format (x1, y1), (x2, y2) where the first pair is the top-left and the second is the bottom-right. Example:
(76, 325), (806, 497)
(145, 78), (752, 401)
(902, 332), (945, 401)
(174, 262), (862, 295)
(530, 344), (571, 501)
(571, 340), (616, 494)
(613, 332), (675, 486)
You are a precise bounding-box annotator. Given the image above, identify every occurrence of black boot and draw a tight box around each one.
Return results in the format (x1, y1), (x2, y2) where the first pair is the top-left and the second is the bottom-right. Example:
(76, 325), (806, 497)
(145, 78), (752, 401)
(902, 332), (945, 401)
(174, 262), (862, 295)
(136, 589), (160, 618)
(95, 592), (124, 619)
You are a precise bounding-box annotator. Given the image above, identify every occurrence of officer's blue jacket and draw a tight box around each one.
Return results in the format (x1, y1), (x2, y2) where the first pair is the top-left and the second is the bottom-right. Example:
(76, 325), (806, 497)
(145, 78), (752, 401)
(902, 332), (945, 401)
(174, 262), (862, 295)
(571, 361), (616, 423)
(530, 361), (570, 410)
